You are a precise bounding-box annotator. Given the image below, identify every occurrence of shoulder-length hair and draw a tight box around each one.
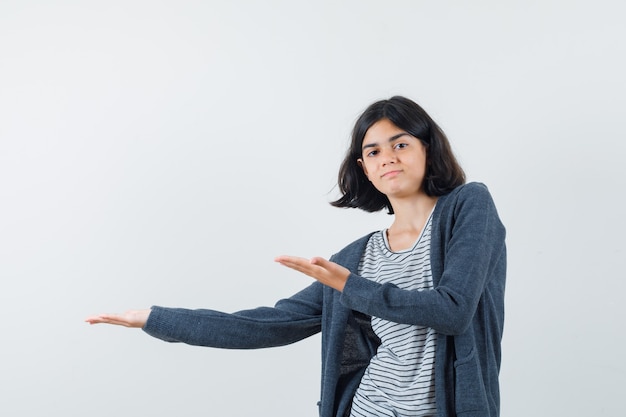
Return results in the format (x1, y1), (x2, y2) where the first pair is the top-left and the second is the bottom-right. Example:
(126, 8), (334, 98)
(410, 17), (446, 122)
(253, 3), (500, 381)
(331, 96), (465, 214)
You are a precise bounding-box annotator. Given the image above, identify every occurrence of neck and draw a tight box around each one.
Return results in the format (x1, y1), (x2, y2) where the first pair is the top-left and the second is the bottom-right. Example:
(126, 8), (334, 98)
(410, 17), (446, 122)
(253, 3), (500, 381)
(388, 194), (438, 233)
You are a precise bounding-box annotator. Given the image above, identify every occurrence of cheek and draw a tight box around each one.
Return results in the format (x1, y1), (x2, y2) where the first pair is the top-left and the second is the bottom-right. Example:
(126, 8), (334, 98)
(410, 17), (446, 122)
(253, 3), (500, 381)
(363, 163), (376, 179)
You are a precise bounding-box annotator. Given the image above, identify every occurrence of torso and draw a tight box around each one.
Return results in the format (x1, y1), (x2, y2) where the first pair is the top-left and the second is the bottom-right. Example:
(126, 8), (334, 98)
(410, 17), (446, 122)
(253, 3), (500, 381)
(350, 208), (437, 417)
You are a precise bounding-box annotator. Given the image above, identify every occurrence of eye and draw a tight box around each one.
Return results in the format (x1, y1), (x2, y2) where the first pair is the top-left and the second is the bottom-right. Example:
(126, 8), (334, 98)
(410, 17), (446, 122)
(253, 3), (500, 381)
(394, 142), (408, 150)
(365, 149), (379, 157)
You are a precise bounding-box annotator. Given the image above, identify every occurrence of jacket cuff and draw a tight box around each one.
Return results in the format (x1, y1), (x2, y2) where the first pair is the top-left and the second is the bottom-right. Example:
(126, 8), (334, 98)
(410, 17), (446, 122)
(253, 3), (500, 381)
(142, 306), (179, 342)
(340, 273), (380, 311)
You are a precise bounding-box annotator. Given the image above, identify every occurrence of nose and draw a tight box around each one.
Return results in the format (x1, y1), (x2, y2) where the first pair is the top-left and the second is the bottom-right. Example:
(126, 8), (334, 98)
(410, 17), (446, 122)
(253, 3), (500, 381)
(381, 148), (397, 166)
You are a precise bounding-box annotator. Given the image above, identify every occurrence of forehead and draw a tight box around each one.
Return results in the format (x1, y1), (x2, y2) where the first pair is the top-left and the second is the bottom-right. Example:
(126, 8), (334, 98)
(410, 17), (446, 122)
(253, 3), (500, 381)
(362, 119), (409, 146)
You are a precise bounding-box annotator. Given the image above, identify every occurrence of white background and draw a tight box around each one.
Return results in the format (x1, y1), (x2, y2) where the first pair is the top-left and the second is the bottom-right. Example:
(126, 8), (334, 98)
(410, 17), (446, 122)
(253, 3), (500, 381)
(1, 1), (624, 416)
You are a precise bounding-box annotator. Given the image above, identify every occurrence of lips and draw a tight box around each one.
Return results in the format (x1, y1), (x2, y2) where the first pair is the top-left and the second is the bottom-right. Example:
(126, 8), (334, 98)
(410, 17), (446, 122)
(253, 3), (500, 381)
(381, 170), (402, 178)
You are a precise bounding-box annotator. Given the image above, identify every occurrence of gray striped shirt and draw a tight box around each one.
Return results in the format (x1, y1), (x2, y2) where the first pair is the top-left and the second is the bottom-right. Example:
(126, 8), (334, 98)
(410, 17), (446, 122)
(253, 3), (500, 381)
(350, 212), (437, 417)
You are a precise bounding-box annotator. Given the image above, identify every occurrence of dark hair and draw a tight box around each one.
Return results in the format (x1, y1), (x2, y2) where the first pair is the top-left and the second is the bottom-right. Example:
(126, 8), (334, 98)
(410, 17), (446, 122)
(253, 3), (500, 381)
(331, 96), (465, 214)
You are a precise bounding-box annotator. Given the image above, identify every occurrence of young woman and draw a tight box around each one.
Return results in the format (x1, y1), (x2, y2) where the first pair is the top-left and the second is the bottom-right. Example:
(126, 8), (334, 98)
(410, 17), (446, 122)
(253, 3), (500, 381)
(86, 96), (506, 417)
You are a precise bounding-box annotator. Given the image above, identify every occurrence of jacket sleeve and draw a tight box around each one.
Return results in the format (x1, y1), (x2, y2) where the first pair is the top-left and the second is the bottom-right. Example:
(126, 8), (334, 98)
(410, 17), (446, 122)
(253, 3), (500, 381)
(142, 281), (324, 349)
(339, 183), (506, 335)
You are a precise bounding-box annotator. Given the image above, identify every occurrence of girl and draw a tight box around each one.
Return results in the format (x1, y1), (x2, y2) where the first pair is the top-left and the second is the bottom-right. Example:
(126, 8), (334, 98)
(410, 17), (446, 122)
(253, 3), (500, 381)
(86, 96), (506, 417)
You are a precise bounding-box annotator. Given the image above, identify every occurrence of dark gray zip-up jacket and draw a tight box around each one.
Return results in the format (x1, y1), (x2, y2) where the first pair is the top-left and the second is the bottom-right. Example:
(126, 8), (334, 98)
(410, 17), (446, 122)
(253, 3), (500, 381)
(144, 182), (507, 416)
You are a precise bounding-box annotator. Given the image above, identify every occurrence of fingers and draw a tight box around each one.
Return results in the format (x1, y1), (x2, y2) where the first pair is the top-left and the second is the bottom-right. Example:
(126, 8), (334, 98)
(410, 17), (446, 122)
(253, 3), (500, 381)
(275, 255), (349, 292)
(85, 314), (110, 325)
(84, 310), (150, 328)
(275, 256), (323, 277)
(310, 256), (332, 268)
(84, 316), (101, 325)
(274, 255), (309, 266)
(84, 314), (130, 326)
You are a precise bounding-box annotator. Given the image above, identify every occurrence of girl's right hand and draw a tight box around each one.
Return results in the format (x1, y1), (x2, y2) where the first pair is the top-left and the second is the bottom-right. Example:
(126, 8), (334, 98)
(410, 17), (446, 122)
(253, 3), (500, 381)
(85, 309), (151, 328)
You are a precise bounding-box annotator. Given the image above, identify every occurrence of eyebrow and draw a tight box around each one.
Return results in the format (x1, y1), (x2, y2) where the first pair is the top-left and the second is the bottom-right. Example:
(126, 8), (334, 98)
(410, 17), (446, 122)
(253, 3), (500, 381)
(362, 132), (410, 151)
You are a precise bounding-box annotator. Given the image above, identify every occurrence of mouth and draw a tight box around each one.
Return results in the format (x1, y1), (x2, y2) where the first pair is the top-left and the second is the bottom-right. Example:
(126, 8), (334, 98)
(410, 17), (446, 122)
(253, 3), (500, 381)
(381, 170), (402, 178)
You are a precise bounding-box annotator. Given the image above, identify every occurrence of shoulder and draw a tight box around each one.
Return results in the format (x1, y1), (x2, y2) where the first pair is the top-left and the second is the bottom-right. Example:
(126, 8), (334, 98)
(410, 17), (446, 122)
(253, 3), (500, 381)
(434, 182), (504, 230)
(437, 182), (496, 211)
(444, 181), (491, 201)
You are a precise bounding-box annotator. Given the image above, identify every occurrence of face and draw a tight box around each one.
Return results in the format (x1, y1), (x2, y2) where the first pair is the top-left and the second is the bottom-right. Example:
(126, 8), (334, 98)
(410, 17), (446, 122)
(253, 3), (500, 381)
(357, 118), (428, 200)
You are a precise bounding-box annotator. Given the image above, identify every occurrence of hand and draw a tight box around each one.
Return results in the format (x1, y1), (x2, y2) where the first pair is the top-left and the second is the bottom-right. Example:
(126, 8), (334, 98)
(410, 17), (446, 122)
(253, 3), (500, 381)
(275, 255), (350, 292)
(85, 309), (152, 328)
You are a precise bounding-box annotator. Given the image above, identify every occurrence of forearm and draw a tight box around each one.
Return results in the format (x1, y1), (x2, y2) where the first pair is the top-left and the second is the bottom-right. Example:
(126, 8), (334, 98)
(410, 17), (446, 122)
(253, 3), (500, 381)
(143, 282), (324, 349)
(143, 305), (321, 349)
(340, 274), (473, 334)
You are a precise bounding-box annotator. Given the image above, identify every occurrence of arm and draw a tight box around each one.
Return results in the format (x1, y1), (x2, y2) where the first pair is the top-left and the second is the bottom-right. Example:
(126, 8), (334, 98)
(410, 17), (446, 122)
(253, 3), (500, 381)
(86, 282), (324, 349)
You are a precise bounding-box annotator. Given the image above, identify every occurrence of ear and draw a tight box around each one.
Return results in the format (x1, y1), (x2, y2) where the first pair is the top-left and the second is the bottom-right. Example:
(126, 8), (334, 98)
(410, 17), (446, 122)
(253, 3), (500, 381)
(357, 158), (370, 180)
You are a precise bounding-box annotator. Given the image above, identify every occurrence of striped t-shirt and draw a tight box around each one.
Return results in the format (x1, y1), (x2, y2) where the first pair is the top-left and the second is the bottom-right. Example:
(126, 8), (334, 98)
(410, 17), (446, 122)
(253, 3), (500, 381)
(349, 212), (437, 417)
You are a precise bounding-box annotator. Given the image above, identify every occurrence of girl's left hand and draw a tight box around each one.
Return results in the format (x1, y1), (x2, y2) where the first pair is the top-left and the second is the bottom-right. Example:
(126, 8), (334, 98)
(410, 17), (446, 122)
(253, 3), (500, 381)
(274, 255), (350, 292)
